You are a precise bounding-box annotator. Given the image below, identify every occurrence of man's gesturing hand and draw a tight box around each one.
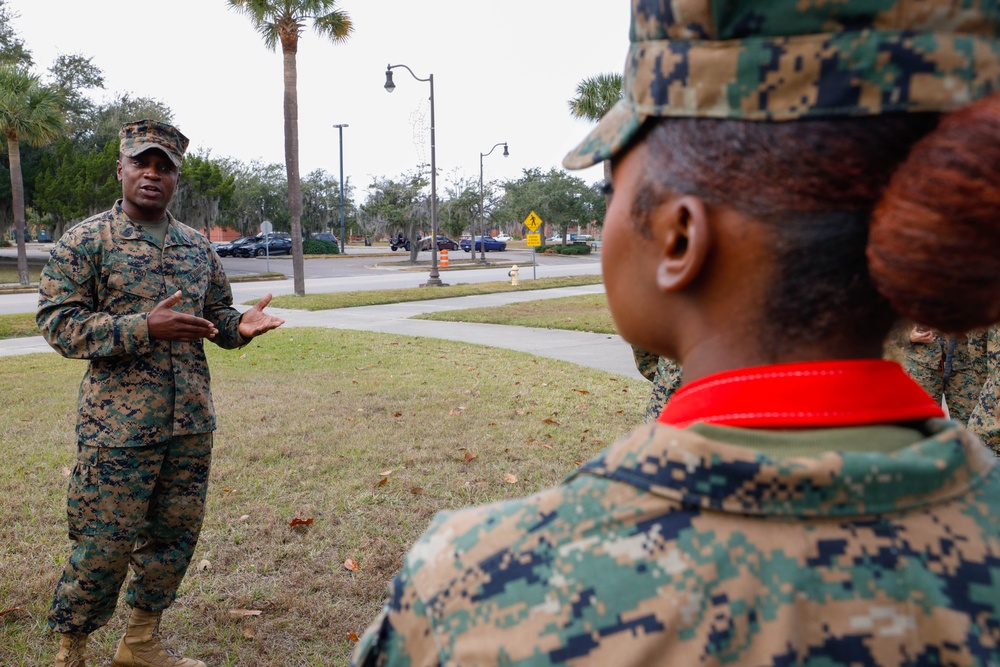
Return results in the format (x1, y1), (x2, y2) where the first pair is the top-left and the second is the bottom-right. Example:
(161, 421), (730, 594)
(148, 291), (218, 342)
(238, 293), (285, 339)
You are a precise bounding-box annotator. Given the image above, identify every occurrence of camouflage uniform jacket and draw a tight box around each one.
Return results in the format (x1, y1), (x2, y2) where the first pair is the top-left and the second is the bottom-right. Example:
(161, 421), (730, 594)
(353, 420), (1000, 666)
(37, 201), (248, 448)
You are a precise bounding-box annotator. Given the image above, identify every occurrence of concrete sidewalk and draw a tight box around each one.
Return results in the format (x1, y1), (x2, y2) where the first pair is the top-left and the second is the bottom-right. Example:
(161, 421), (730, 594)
(0, 284), (643, 379)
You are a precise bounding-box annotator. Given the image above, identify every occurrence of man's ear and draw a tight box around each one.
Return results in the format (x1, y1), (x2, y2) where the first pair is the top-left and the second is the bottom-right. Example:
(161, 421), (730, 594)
(656, 195), (710, 292)
(116, 159), (123, 183)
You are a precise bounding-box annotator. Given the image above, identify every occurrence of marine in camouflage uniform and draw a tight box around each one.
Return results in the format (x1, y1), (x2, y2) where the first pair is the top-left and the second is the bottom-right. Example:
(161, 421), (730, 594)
(968, 324), (1000, 456)
(353, 0), (1000, 665)
(902, 328), (988, 424)
(632, 346), (682, 421)
(38, 120), (283, 667)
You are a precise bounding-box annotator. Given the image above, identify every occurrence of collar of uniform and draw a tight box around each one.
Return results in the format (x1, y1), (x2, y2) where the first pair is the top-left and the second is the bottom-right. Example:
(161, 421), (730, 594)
(658, 359), (944, 429)
(574, 420), (996, 517)
(111, 200), (194, 246)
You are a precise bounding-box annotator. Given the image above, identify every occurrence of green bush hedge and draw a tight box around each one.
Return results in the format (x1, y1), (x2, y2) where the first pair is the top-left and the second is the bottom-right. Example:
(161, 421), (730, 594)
(303, 239), (339, 255)
(535, 243), (592, 256)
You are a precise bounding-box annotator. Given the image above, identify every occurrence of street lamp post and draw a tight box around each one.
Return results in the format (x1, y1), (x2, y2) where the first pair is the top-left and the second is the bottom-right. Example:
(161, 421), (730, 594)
(479, 142), (508, 264)
(333, 123), (348, 254)
(384, 63), (444, 286)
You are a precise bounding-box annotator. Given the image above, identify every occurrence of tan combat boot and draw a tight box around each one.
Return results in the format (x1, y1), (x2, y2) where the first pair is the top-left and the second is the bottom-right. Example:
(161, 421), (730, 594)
(110, 608), (206, 667)
(54, 633), (88, 667)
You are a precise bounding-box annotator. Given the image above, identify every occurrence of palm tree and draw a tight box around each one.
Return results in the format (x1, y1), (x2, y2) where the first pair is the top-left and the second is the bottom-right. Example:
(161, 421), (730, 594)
(229, 0), (352, 297)
(0, 65), (61, 285)
(568, 72), (623, 205)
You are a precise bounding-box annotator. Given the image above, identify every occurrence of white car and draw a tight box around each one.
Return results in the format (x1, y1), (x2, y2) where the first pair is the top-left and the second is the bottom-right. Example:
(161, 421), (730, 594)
(493, 233), (511, 242)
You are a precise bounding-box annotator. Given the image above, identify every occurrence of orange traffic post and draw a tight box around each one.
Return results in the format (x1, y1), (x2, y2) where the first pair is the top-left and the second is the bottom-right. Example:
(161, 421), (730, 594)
(440, 249), (449, 268)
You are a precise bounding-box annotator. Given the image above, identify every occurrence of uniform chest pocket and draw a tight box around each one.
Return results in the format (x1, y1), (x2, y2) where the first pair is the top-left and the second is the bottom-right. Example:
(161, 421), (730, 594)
(106, 267), (163, 312)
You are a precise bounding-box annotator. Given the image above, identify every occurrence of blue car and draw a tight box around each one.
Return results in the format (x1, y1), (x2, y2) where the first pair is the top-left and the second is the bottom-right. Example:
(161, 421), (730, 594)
(460, 235), (507, 252)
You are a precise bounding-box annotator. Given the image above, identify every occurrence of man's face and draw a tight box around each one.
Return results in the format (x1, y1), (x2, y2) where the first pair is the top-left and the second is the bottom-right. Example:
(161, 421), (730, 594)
(116, 148), (179, 222)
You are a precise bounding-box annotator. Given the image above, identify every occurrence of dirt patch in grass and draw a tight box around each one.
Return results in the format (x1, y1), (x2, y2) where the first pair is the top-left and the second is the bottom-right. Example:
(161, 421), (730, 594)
(0, 328), (646, 666)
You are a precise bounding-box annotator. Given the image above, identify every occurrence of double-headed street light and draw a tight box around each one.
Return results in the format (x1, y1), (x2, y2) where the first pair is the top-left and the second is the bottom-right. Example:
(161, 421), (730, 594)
(333, 123), (348, 254)
(384, 63), (444, 286)
(479, 142), (508, 264)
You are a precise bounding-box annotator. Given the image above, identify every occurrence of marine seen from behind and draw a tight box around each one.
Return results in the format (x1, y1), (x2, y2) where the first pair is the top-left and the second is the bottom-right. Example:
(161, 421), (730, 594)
(351, 1), (1000, 665)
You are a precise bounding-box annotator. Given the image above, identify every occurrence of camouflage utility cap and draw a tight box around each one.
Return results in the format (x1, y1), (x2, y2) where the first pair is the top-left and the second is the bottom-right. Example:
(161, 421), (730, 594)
(119, 119), (189, 167)
(564, 0), (1000, 169)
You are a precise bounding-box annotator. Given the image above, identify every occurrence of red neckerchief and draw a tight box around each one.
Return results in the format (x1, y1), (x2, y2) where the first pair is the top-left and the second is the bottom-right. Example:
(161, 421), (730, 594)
(657, 360), (944, 429)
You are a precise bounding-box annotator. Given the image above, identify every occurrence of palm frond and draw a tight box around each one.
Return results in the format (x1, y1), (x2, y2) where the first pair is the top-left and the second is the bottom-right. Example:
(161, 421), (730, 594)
(567, 72), (624, 122)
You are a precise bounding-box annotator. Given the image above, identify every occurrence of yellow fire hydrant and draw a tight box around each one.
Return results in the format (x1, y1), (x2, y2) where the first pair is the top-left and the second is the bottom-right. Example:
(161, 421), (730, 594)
(508, 265), (520, 286)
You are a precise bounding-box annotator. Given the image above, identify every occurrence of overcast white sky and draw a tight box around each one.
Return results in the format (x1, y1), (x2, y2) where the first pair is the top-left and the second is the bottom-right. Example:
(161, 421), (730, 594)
(10, 0), (629, 198)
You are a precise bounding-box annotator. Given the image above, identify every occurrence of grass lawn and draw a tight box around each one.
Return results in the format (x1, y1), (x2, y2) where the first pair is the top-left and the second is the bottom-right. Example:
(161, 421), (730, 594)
(0, 266), (42, 284)
(264, 275), (603, 311)
(0, 329), (647, 666)
(416, 293), (616, 334)
(0, 312), (42, 339)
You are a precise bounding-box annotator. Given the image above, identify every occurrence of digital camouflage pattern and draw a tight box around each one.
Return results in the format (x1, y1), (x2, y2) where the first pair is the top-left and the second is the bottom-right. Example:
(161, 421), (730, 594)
(353, 420), (1000, 666)
(49, 434), (212, 634)
(119, 119), (189, 168)
(37, 201), (248, 448)
(902, 330), (988, 424)
(564, 0), (1000, 169)
(632, 347), (683, 421)
(969, 324), (1000, 456)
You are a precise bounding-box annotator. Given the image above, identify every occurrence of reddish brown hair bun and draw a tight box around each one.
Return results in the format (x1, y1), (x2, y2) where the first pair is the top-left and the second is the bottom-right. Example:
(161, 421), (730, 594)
(869, 94), (1000, 332)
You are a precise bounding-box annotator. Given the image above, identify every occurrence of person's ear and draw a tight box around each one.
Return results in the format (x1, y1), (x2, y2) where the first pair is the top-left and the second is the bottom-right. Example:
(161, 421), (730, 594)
(656, 195), (710, 292)
(116, 159), (123, 183)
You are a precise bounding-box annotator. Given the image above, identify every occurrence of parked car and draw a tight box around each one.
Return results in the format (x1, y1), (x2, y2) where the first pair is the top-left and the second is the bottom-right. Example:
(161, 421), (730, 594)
(460, 235), (507, 252)
(36, 229), (52, 242)
(493, 233), (511, 242)
(234, 234), (293, 257)
(9, 229), (30, 243)
(417, 235), (460, 251)
(214, 236), (255, 257)
(311, 232), (339, 243)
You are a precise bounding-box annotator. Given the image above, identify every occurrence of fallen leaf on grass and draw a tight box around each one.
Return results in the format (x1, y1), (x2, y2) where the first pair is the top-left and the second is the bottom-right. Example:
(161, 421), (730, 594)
(228, 609), (263, 617)
(344, 558), (360, 572)
(197, 559), (212, 572)
(539, 443), (554, 450)
(289, 517), (314, 527)
(240, 353), (247, 359)
(572, 389), (590, 395)
(410, 487), (424, 495)
(348, 631), (360, 642)
(393, 412), (403, 418)
(379, 469), (394, 476)
(61, 467), (71, 477)
(463, 451), (477, 463)
(375, 477), (388, 488)
(222, 488), (236, 493)
(243, 628), (256, 639)
(503, 473), (518, 484)
(237, 515), (250, 523)
(0, 607), (22, 617)
(543, 418), (560, 425)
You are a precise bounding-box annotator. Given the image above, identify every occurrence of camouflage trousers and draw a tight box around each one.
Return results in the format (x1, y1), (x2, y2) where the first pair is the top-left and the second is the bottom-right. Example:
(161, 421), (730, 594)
(632, 347), (684, 421)
(902, 341), (983, 424)
(48, 432), (212, 635)
(967, 324), (1000, 456)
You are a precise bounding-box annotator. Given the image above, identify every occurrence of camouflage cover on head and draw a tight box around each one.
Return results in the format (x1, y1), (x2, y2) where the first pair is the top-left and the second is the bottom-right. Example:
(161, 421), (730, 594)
(564, 0), (1000, 169)
(119, 119), (189, 167)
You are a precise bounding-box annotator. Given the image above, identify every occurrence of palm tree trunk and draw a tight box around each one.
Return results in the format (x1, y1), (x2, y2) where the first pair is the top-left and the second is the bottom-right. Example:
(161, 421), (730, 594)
(282, 41), (305, 297)
(6, 135), (28, 286)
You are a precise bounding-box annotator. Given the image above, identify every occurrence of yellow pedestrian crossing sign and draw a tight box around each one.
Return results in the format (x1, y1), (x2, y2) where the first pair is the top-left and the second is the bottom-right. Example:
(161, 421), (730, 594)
(523, 211), (542, 232)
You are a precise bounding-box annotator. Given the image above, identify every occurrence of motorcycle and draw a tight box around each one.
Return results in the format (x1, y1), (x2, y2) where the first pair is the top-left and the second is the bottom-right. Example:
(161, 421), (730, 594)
(390, 236), (410, 251)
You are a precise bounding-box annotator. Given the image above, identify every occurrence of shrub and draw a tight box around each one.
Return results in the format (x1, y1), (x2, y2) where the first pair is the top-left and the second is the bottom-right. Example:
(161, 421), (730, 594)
(535, 243), (592, 256)
(303, 239), (339, 255)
